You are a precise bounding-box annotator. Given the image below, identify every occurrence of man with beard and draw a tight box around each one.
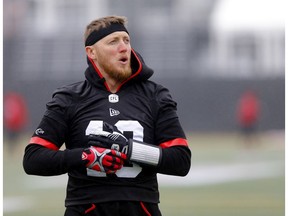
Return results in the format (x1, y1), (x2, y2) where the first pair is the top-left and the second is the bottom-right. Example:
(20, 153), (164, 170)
(23, 15), (191, 216)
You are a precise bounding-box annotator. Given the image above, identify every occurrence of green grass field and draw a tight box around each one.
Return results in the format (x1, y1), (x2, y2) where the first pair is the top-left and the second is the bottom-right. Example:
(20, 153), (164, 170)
(3, 131), (285, 216)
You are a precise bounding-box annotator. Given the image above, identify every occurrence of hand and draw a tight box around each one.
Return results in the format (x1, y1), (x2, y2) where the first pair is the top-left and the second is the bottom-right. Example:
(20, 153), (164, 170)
(82, 146), (127, 174)
(88, 122), (129, 152)
(89, 122), (161, 167)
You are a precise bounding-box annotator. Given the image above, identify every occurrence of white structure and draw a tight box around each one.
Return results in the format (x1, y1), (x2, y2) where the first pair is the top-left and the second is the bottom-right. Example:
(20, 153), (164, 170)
(208, 0), (285, 78)
(25, 0), (108, 37)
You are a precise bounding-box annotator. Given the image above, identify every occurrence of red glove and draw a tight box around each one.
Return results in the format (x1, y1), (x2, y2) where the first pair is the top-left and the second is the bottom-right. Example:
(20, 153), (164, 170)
(82, 146), (127, 174)
(88, 122), (161, 167)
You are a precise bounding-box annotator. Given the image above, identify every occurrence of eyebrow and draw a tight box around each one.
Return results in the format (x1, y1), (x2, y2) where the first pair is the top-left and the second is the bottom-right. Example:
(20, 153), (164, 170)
(107, 34), (130, 42)
(113, 34), (129, 39)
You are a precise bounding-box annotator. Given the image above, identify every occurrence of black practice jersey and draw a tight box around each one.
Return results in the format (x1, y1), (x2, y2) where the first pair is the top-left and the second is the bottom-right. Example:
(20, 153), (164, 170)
(23, 50), (191, 206)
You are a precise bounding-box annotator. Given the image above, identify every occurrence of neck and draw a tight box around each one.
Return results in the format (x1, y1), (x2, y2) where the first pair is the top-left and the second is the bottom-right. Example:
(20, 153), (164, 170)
(90, 59), (128, 93)
(105, 78), (121, 93)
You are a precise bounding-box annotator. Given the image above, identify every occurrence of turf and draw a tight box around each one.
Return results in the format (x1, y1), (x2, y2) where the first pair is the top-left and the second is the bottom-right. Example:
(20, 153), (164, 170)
(3, 131), (285, 216)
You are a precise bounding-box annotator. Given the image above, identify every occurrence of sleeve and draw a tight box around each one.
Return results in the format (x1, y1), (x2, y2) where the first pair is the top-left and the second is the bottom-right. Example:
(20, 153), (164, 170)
(152, 85), (192, 176)
(23, 89), (85, 176)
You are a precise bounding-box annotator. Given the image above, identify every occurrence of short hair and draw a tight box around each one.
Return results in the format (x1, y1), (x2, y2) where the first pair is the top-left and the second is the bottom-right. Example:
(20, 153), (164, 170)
(84, 15), (128, 42)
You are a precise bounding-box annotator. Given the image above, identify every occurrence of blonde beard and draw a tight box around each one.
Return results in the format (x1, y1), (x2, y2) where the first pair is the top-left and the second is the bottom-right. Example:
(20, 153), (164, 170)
(106, 66), (132, 83)
(94, 50), (133, 82)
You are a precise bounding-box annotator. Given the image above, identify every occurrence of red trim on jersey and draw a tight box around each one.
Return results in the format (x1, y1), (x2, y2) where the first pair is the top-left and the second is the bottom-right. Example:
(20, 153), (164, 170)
(140, 202), (152, 216)
(85, 204), (96, 214)
(116, 49), (143, 92)
(29, 137), (59, 151)
(88, 57), (111, 92)
(159, 138), (188, 149)
(88, 49), (143, 93)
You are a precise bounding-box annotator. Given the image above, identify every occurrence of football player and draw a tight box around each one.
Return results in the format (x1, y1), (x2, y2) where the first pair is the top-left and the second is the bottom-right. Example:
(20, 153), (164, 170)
(23, 15), (191, 216)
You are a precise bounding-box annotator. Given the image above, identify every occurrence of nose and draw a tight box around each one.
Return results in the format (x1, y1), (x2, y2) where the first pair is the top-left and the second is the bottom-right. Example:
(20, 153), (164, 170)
(118, 40), (129, 52)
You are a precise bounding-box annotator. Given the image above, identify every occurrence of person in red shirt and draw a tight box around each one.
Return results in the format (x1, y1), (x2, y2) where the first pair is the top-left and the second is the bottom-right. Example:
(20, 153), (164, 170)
(236, 90), (260, 146)
(4, 92), (28, 151)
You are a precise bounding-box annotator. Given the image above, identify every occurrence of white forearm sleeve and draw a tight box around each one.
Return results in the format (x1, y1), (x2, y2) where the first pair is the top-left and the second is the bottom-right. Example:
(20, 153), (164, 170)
(128, 140), (161, 166)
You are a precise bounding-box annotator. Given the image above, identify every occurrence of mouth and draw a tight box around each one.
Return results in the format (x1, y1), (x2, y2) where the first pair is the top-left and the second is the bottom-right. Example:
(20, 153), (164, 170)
(118, 56), (129, 64)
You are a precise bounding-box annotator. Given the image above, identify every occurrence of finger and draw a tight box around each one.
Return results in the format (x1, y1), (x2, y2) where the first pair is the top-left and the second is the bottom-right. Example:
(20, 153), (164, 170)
(110, 163), (123, 170)
(110, 156), (125, 169)
(103, 156), (124, 166)
(110, 150), (127, 160)
(119, 153), (127, 160)
(103, 159), (123, 170)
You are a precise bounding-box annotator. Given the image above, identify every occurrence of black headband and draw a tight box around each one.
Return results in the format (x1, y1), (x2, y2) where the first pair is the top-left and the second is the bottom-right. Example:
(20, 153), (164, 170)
(85, 22), (129, 46)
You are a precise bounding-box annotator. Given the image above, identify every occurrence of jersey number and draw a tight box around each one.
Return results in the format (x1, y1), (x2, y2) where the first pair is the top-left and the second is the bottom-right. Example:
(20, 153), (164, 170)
(85, 120), (143, 178)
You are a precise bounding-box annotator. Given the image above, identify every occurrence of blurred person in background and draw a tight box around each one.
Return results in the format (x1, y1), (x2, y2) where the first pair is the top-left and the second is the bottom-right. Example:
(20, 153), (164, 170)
(236, 89), (261, 147)
(4, 91), (28, 152)
(23, 15), (191, 216)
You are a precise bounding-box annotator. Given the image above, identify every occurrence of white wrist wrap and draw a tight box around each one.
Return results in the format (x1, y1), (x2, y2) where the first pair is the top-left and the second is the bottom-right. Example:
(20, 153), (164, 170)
(130, 140), (161, 166)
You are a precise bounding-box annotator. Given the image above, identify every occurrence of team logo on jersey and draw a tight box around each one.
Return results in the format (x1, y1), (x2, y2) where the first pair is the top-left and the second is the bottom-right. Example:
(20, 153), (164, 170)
(108, 94), (119, 103)
(35, 128), (44, 135)
(109, 108), (120, 117)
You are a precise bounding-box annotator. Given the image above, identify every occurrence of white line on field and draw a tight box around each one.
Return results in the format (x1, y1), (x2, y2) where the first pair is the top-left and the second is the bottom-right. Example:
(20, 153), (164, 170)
(158, 160), (284, 187)
(3, 196), (34, 213)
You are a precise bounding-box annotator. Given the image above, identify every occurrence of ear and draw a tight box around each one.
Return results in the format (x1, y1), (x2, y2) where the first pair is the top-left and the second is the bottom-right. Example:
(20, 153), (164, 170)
(85, 46), (97, 60)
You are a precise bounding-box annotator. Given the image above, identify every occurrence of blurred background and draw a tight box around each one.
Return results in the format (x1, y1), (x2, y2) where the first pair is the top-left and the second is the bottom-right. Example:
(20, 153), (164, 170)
(3, 0), (285, 215)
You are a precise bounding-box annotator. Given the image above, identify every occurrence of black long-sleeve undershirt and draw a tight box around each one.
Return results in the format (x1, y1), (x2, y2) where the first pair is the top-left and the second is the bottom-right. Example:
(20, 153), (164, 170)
(23, 144), (191, 177)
